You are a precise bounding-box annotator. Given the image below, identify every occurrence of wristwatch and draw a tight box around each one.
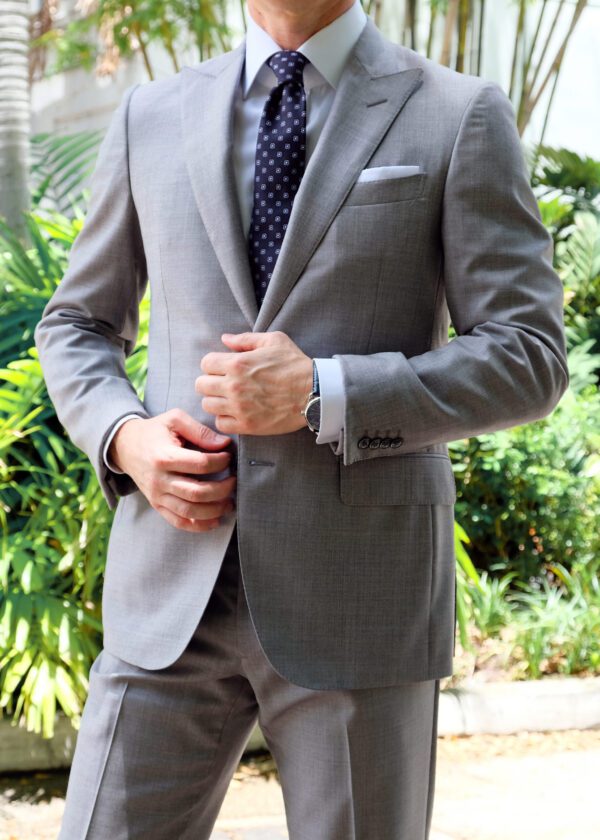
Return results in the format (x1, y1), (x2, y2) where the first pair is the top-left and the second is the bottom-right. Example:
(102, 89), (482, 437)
(302, 360), (321, 434)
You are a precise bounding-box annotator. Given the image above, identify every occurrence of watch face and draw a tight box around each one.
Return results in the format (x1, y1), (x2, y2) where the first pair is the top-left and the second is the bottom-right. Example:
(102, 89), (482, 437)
(306, 397), (321, 432)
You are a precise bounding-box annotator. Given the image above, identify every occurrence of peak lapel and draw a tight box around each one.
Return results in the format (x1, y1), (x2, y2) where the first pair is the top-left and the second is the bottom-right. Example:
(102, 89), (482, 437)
(253, 18), (424, 333)
(181, 41), (259, 329)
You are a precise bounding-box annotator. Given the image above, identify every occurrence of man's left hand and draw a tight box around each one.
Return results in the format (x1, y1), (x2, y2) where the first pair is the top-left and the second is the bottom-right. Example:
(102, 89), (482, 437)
(196, 331), (313, 436)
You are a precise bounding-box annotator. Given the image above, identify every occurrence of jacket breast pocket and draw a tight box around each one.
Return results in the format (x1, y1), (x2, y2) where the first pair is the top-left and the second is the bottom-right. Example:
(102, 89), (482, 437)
(342, 172), (426, 207)
(339, 453), (457, 506)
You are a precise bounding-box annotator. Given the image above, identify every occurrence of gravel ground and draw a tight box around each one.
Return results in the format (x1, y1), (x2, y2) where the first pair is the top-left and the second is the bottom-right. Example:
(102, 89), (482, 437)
(1, 729), (599, 840)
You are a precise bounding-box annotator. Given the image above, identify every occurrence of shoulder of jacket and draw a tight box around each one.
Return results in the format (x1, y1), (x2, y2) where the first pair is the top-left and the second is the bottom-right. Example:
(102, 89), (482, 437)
(385, 42), (498, 108)
(125, 72), (182, 110)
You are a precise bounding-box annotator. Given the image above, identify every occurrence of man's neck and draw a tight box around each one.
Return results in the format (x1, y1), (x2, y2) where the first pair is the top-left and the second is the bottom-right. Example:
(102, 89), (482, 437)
(246, 0), (356, 50)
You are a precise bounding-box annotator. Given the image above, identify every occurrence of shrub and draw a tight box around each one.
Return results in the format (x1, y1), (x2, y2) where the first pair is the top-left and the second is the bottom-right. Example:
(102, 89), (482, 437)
(450, 380), (600, 584)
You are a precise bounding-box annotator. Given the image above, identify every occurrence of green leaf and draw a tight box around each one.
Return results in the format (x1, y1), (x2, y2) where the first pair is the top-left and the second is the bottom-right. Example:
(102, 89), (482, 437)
(54, 663), (83, 717)
(13, 596), (33, 652)
(0, 649), (33, 698)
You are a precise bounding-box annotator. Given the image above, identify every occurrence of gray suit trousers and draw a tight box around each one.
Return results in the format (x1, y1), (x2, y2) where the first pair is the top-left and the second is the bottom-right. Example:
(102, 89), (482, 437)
(59, 529), (440, 840)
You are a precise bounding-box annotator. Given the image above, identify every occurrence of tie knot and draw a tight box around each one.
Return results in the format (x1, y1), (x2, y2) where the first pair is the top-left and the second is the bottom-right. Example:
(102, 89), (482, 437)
(267, 50), (309, 86)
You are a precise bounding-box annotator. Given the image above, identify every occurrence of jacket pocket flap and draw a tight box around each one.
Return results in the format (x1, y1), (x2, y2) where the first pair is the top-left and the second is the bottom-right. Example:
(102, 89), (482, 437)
(340, 453), (457, 505)
(343, 172), (426, 207)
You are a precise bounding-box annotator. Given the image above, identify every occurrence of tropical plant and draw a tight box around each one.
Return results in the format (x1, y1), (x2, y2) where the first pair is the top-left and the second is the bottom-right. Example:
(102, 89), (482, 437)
(0, 209), (149, 738)
(0, 213), (72, 369)
(3, 1), (600, 727)
(556, 211), (600, 366)
(513, 0), (589, 137)
(454, 520), (481, 652)
(533, 147), (600, 216)
(31, 131), (104, 215)
(510, 566), (600, 678)
(452, 149), (600, 588)
(451, 376), (600, 584)
(0, 352), (106, 737)
(365, 0), (589, 137)
(468, 570), (518, 641)
(32, 0), (235, 80)
(29, 0), (589, 145)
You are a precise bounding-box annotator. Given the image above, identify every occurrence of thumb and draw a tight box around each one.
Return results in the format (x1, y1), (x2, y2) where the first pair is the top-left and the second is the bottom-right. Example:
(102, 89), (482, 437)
(221, 331), (265, 351)
(167, 410), (231, 450)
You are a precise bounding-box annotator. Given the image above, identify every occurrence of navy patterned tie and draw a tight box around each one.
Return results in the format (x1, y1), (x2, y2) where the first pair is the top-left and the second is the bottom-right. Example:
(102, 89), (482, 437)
(248, 50), (310, 308)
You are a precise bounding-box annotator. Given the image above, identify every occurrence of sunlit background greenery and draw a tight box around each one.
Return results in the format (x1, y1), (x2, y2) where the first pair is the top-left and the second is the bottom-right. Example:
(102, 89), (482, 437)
(1, 0), (598, 741)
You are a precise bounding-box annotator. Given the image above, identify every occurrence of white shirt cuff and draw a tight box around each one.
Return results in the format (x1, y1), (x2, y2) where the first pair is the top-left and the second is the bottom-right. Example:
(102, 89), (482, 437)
(102, 414), (144, 473)
(313, 358), (345, 445)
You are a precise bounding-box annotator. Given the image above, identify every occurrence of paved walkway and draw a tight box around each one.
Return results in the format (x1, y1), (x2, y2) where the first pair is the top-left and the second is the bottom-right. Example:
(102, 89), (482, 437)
(1, 730), (598, 839)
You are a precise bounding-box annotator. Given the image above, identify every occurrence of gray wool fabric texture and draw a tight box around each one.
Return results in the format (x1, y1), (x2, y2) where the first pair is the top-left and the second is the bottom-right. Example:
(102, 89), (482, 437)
(34, 15), (569, 692)
(57, 533), (440, 838)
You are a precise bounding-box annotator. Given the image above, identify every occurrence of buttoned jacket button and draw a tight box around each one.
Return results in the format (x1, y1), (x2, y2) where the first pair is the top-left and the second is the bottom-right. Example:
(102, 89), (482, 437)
(358, 436), (371, 449)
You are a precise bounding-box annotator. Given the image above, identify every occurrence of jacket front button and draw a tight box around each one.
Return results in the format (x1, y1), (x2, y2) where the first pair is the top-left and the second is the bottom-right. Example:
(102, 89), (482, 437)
(369, 437), (381, 449)
(358, 436), (371, 449)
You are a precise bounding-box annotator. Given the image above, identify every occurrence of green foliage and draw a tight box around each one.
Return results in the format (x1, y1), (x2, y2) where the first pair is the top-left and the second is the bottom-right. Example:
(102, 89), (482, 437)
(555, 211), (600, 369)
(450, 146), (600, 678)
(453, 150), (600, 597)
(3, 136), (600, 742)
(0, 211), (149, 738)
(30, 131), (103, 214)
(36, 0), (234, 78)
(0, 213), (76, 368)
(532, 147), (600, 214)
(468, 570), (518, 641)
(0, 351), (104, 737)
(451, 379), (600, 584)
(509, 561), (600, 678)
(454, 521), (481, 652)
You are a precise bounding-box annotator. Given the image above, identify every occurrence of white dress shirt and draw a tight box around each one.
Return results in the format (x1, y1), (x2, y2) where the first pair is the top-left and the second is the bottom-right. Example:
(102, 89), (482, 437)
(103, 0), (366, 472)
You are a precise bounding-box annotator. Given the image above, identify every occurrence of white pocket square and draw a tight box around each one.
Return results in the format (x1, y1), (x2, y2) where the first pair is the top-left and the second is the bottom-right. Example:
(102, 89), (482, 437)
(356, 165), (421, 183)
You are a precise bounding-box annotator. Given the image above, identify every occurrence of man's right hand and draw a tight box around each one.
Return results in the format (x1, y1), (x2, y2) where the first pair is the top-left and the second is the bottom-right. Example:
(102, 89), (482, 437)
(108, 408), (236, 533)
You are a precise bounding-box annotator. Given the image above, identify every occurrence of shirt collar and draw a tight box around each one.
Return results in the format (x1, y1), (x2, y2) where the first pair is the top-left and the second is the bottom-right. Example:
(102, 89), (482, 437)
(242, 0), (367, 97)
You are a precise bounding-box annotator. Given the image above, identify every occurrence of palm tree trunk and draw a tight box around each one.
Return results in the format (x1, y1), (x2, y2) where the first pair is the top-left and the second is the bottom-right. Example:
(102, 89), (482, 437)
(526, 0), (566, 105)
(426, 4), (437, 59)
(517, 0), (548, 131)
(0, 0), (31, 241)
(455, 0), (469, 73)
(406, 0), (418, 50)
(372, 0), (384, 28)
(509, 0), (526, 101)
(519, 0), (588, 135)
(537, 65), (562, 156)
(440, 0), (460, 67)
(130, 20), (154, 79)
(476, 0), (486, 76)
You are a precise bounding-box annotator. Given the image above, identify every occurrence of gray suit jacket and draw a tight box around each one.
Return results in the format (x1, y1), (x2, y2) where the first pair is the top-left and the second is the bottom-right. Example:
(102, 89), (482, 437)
(34, 17), (568, 689)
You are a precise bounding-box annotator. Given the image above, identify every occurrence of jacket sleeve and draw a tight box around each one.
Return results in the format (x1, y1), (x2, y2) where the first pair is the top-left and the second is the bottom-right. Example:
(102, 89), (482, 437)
(34, 83), (150, 510)
(333, 81), (569, 466)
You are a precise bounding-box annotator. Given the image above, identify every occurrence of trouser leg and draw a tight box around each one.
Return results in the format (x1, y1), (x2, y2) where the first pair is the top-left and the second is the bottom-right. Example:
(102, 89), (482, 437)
(58, 536), (259, 840)
(60, 524), (441, 840)
(254, 673), (439, 840)
(234, 542), (441, 840)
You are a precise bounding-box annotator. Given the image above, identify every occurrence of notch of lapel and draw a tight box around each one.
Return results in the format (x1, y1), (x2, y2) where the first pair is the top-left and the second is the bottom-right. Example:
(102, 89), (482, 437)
(254, 19), (424, 332)
(181, 41), (259, 329)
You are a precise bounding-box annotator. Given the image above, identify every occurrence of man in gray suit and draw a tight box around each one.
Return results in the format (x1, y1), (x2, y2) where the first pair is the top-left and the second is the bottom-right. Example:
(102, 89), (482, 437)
(34, 0), (568, 836)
